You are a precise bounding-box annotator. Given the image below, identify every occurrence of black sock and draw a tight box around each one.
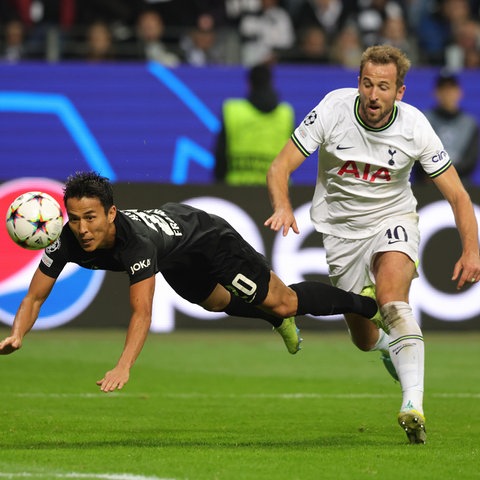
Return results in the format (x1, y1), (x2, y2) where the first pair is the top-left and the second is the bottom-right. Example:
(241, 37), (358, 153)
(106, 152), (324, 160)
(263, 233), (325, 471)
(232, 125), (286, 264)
(223, 294), (283, 328)
(289, 281), (377, 318)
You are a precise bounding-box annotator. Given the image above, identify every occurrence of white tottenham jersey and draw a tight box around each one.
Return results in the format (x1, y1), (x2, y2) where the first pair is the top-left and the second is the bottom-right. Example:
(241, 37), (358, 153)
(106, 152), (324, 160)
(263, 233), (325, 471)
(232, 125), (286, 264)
(292, 88), (451, 239)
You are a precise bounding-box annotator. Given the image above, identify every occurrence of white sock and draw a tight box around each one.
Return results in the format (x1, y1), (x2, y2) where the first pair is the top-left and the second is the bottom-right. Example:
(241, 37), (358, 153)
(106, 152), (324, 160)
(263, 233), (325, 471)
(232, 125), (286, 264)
(380, 301), (424, 414)
(371, 328), (390, 352)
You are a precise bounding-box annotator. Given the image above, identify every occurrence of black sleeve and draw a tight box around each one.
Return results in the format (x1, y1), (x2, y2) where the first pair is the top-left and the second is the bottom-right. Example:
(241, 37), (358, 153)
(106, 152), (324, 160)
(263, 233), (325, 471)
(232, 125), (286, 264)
(38, 236), (69, 279)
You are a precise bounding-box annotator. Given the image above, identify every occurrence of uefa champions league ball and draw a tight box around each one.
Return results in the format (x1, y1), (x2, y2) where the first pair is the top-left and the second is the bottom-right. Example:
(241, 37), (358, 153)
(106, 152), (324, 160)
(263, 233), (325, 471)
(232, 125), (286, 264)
(5, 191), (64, 250)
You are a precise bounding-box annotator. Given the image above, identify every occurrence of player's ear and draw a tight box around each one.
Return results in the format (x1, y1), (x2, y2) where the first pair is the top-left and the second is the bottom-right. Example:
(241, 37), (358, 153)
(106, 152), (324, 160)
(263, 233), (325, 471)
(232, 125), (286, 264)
(107, 205), (117, 223)
(396, 85), (406, 101)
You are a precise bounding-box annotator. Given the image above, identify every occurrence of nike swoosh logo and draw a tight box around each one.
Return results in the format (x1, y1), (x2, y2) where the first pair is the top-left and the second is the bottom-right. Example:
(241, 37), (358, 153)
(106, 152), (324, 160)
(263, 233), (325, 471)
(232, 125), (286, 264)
(336, 145), (354, 150)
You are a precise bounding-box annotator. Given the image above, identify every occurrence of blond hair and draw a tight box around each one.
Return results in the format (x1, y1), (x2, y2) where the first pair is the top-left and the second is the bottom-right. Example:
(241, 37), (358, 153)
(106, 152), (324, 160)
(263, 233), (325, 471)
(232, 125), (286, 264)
(360, 45), (411, 89)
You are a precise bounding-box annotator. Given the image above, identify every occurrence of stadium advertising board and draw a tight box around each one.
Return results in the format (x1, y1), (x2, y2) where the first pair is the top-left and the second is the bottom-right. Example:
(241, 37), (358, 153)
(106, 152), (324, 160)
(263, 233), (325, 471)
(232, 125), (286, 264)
(1, 183), (479, 331)
(0, 63), (480, 186)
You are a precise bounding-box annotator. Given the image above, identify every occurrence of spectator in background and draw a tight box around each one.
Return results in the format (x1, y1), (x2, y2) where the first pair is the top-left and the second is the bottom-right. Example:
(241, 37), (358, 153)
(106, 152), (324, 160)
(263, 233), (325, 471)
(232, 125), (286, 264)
(445, 19), (480, 69)
(238, 0), (295, 66)
(416, 0), (473, 65)
(76, 0), (134, 26)
(292, 0), (352, 43)
(135, 0), (228, 37)
(179, 13), (225, 66)
(223, 0), (262, 27)
(9, 0), (76, 61)
(83, 21), (115, 62)
(379, 15), (419, 64)
(1, 19), (26, 62)
(280, 25), (330, 64)
(422, 71), (479, 183)
(353, 0), (406, 47)
(134, 9), (180, 66)
(329, 22), (363, 68)
(75, 0), (135, 51)
(214, 63), (294, 185)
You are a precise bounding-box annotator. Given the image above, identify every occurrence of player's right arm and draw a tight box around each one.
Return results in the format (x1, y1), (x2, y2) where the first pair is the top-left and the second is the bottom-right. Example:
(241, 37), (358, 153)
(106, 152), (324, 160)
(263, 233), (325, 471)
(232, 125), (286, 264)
(0, 268), (56, 354)
(264, 138), (307, 236)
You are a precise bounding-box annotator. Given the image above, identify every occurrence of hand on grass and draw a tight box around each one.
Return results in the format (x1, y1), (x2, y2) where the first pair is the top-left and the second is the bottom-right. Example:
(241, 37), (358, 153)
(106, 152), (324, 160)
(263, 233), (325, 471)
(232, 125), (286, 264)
(96, 365), (130, 392)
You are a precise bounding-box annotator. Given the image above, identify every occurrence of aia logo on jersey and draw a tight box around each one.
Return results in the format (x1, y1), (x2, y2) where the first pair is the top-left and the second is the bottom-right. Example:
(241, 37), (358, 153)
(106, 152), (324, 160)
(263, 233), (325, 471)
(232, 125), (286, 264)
(337, 161), (391, 182)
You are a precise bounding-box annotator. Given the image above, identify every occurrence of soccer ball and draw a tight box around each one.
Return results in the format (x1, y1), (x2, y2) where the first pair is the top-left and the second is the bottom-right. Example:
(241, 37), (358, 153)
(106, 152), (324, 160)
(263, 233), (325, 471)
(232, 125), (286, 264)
(5, 191), (64, 250)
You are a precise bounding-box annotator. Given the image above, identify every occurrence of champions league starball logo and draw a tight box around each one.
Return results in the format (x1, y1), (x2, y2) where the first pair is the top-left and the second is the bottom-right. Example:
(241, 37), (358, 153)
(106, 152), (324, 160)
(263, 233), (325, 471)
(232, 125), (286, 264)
(0, 178), (105, 329)
(303, 110), (317, 126)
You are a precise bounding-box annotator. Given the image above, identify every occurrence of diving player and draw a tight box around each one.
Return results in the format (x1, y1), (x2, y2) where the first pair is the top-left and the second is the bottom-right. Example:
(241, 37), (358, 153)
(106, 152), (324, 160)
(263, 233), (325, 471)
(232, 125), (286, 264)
(0, 171), (382, 394)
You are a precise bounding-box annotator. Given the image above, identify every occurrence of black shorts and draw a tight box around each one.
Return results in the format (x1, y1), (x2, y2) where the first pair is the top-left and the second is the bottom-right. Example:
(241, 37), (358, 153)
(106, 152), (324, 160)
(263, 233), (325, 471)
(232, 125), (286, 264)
(162, 215), (271, 306)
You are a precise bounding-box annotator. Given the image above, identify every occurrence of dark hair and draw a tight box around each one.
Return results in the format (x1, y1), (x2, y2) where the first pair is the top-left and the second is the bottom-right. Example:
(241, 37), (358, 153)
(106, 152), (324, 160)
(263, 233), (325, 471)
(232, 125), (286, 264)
(435, 70), (459, 88)
(63, 171), (114, 214)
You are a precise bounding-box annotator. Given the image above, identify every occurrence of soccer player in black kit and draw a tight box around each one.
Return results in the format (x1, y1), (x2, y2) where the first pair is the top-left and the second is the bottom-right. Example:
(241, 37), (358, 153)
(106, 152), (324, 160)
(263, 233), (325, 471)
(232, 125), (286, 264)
(0, 171), (381, 392)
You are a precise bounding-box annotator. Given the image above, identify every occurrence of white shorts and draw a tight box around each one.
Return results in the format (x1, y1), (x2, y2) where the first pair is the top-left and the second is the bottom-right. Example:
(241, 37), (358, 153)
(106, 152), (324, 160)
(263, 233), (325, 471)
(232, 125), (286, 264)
(322, 213), (420, 294)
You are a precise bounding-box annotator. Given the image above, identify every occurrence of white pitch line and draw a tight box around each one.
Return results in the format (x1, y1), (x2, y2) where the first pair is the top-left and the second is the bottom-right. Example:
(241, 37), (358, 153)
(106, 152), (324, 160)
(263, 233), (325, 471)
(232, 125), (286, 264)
(1, 392), (479, 399)
(0, 473), (174, 480)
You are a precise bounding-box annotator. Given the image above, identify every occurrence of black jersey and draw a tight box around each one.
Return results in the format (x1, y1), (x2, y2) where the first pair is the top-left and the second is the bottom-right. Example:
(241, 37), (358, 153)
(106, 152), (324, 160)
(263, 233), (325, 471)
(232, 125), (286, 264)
(40, 202), (272, 305)
(40, 203), (226, 285)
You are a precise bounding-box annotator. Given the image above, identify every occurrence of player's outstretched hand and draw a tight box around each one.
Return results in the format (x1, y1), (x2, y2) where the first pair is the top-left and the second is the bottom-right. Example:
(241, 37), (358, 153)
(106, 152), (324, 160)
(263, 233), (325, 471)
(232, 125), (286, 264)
(0, 336), (22, 355)
(96, 365), (130, 393)
(264, 207), (300, 237)
(452, 251), (480, 290)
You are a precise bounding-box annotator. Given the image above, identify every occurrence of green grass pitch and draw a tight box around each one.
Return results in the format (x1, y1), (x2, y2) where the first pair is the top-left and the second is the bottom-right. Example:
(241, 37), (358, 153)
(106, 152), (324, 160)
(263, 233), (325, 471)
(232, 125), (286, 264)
(0, 328), (479, 480)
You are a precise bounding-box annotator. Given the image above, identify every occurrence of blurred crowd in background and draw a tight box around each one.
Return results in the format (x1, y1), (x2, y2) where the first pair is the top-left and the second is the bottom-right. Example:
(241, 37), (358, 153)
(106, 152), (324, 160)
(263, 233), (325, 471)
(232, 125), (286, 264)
(1, 0), (480, 69)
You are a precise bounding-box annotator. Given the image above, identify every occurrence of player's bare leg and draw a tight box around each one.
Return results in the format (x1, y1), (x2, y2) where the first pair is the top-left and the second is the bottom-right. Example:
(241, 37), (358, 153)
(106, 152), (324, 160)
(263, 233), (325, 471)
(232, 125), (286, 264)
(344, 309), (398, 381)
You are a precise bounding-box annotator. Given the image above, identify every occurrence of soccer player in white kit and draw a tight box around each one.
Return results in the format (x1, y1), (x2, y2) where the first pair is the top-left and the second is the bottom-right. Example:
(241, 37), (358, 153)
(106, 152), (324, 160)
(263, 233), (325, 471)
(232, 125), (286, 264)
(265, 45), (480, 443)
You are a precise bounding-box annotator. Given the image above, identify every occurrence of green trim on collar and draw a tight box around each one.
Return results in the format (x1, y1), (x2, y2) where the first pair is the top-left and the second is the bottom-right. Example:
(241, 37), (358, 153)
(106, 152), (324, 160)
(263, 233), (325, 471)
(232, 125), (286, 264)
(354, 96), (398, 132)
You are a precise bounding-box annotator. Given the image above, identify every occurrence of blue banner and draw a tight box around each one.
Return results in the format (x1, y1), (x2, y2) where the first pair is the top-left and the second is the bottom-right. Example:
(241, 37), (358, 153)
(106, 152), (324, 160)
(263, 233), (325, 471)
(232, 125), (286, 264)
(1, 62), (480, 185)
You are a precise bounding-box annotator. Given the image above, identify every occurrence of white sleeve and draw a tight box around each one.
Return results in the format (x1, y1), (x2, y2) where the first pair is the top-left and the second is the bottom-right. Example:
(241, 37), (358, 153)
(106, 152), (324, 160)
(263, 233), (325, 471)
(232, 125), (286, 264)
(416, 114), (452, 178)
(291, 99), (327, 157)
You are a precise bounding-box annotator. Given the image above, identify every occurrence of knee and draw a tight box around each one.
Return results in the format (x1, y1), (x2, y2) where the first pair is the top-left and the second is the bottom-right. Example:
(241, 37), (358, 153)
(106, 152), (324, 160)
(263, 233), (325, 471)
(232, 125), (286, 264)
(270, 303), (295, 319)
(200, 297), (228, 313)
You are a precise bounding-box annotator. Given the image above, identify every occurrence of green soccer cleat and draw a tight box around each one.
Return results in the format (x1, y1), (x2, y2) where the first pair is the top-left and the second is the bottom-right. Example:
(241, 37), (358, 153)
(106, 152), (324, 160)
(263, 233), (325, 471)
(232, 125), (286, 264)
(274, 317), (302, 354)
(398, 409), (427, 444)
(360, 285), (385, 330)
(380, 350), (399, 382)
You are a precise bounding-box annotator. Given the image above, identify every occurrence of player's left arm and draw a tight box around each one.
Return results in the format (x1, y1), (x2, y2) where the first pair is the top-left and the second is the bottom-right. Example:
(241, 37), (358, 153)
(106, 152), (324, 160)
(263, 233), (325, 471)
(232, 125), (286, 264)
(432, 166), (480, 289)
(96, 275), (155, 392)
